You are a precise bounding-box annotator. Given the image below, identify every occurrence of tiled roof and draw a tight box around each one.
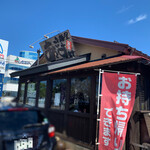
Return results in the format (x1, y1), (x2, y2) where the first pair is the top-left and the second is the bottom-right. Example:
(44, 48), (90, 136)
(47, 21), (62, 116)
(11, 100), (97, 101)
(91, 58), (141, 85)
(72, 36), (129, 52)
(36, 36), (150, 66)
(48, 55), (144, 75)
(72, 36), (150, 60)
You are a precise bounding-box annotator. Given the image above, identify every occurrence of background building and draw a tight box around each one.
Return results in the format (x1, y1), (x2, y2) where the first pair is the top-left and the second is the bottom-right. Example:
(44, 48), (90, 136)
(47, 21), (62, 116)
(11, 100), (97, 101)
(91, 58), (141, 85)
(19, 50), (42, 60)
(3, 55), (35, 99)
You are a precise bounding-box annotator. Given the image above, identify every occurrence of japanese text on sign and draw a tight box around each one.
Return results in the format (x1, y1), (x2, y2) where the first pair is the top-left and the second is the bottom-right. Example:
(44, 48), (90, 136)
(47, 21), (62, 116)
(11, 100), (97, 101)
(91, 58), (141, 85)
(40, 30), (76, 62)
(99, 72), (137, 150)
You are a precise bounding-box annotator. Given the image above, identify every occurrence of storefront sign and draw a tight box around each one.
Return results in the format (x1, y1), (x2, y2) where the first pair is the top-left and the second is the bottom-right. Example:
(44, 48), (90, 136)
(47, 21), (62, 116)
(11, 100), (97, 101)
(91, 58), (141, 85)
(0, 39), (9, 74)
(99, 72), (137, 150)
(0, 39), (8, 60)
(40, 30), (76, 62)
(15, 57), (31, 65)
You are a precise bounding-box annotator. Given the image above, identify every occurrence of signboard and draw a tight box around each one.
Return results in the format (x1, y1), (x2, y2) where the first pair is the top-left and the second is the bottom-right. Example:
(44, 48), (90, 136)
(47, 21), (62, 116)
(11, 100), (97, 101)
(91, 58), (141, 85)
(0, 39), (8, 97)
(40, 30), (76, 62)
(0, 39), (9, 74)
(98, 72), (137, 150)
(15, 57), (32, 65)
(0, 39), (8, 60)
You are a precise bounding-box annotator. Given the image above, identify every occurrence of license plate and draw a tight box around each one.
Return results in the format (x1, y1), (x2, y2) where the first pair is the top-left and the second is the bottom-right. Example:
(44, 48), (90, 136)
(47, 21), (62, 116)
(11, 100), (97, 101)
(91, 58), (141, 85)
(14, 137), (33, 150)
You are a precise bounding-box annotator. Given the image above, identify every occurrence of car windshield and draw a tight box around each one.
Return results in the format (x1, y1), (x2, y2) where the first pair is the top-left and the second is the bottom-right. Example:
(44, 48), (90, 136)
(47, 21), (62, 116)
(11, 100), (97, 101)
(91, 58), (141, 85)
(0, 110), (42, 131)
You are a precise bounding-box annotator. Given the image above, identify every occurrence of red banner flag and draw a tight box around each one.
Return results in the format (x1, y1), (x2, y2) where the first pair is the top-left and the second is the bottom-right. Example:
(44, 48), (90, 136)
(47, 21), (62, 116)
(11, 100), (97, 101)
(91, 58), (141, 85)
(98, 72), (137, 150)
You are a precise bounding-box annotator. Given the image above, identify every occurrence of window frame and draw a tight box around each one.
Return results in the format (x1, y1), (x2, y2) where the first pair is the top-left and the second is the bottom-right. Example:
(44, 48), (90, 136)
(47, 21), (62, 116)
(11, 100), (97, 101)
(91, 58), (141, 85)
(25, 81), (37, 107)
(50, 78), (67, 111)
(18, 82), (26, 104)
(69, 76), (91, 114)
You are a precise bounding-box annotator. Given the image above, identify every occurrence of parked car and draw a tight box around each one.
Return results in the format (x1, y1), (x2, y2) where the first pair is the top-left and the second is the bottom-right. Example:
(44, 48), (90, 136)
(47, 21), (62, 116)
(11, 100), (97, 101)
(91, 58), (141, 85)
(0, 102), (56, 150)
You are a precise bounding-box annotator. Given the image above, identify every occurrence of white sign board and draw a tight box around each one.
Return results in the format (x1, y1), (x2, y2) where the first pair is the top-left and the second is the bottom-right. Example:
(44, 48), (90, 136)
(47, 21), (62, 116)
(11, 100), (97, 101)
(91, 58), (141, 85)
(54, 93), (61, 106)
(0, 39), (9, 73)
(0, 39), (9, 60)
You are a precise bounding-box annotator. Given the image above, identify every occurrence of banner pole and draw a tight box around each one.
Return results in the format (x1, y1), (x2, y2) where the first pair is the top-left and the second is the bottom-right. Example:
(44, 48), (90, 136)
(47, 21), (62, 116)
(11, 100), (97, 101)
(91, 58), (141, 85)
(95, 69), (103, 149)
(102, 69), (140, 76)
(97, 69), (101, 115)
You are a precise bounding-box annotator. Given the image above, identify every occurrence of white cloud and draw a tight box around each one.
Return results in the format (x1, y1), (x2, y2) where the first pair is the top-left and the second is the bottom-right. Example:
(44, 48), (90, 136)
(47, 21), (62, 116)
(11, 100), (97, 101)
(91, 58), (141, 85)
(128, 19), (134, 24)
(117, 5), (133, 14)
(128, 14), (147, 24)
(136, 14), (147, 21)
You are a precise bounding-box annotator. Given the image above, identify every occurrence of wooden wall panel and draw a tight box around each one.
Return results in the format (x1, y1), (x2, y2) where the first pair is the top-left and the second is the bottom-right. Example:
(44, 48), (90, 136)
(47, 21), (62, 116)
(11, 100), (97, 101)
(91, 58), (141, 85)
(67, 114), (90, 143)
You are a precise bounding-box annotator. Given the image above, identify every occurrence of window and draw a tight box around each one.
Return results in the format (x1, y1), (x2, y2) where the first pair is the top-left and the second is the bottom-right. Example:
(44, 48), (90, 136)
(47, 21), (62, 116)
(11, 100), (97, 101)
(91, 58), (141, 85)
(3, 91), (17, 97)
(5, 64), (28, 71)
(69, 77), (91, 113)
(29, 52), (37, 56)
(26, 82), (36, 106)
(4, 77), (19, 84)
(51, 79), (67, 110)
(38, 81), (47, 108)
(19, 83), (25, 104)
(20, 52), (25, 57)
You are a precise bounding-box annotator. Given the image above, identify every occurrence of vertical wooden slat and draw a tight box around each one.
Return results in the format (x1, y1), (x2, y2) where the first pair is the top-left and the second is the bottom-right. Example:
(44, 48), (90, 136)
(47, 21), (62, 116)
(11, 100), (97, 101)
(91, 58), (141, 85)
(44, 77), (50, 116)
(64, 76), (70, 135)
(90, 75), (96, 145)
(67, 114), (90, 143)
(46, 77), (52, 117)
(23, 81), (27, 104)
(17, 78), (21, 103)
(35, 81), (39, 107)
(139, 76), (145, 110)
(144, 76), (150, 110)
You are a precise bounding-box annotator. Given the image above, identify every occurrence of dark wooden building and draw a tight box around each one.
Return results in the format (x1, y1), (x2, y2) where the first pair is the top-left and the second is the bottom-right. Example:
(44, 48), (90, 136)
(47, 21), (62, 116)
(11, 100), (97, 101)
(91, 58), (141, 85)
(11, 32), (150, 150)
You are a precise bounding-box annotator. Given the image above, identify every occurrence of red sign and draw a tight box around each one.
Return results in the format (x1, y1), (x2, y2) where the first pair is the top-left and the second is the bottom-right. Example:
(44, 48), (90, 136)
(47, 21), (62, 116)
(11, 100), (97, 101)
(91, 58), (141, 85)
(66, 40), (72, 50)
(98, 72), (137, 150)
(0, 54), (4, 59)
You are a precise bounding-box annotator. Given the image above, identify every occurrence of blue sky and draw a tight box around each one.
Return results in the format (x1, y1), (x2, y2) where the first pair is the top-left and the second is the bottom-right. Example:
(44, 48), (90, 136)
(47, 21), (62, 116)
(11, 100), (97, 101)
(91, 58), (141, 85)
(0, 0), (150, 56)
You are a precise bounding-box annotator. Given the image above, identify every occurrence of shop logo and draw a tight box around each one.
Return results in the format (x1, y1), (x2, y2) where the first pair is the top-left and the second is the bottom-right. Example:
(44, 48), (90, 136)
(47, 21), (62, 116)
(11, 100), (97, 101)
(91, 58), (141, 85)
(15, 57), (20, 63)
(15, 57), (31, 65)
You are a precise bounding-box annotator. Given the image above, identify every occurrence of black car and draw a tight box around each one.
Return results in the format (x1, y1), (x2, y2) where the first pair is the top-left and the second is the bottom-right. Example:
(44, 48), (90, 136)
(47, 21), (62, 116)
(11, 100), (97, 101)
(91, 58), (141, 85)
(0, 102), (56, 150)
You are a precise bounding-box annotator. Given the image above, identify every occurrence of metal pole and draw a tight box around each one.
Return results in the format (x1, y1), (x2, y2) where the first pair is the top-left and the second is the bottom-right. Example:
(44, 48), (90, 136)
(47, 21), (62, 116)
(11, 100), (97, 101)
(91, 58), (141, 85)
(97, 69), (140, 76)
(95, 69), (103, 149)
(37, 49), (41, 65)
(97, 69), (102, 115)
